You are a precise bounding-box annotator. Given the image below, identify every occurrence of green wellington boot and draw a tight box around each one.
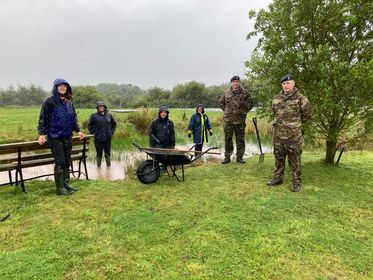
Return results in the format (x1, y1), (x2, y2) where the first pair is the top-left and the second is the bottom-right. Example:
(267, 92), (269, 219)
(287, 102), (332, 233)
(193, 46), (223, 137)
(63, 168), (78, 192)
(55, 165), (73, 195)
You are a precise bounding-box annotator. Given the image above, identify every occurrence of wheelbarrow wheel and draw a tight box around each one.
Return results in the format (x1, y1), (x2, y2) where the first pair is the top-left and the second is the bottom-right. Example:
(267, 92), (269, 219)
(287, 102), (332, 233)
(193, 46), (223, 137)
(136, 160), (160, 184)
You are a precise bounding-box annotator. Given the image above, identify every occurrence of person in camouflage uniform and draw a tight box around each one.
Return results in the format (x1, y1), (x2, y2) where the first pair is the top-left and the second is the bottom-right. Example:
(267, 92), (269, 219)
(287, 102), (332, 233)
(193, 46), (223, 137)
(267, 74), (311, 192)
(219, 76), (254, 164)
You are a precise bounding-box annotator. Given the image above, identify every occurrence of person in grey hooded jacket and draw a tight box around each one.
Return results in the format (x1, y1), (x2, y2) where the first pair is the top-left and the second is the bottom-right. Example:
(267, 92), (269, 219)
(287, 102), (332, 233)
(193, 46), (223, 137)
(88, 101), (117, 167)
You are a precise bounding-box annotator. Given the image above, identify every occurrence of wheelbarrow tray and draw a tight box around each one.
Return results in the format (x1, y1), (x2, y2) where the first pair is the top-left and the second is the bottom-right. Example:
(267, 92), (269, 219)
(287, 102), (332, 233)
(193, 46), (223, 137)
(133, 143), (218, 184)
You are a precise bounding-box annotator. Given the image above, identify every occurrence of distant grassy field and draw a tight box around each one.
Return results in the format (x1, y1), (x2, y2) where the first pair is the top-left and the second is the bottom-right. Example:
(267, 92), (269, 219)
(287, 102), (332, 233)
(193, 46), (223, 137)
(0, 107), (273, 149)
(0, 151), (372, 279)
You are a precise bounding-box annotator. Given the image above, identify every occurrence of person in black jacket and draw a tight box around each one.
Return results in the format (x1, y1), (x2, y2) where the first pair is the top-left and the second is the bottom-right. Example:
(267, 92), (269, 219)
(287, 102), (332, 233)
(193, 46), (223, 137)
(88, 101), (117, 167)
(149, 106), (175, 149)
(187, 104), (213, 156)
(38, 78), (84, 195)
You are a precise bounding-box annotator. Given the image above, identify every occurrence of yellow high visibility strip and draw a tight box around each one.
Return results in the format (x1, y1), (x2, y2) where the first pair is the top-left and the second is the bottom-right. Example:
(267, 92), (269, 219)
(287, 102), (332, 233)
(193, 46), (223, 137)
(200, 112), (206, 143)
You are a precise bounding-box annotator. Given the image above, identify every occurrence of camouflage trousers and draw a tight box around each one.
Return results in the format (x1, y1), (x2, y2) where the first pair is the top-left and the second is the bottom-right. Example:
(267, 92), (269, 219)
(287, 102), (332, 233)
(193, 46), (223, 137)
(273, 136), (302, 185)
(223, 122), (246, 159)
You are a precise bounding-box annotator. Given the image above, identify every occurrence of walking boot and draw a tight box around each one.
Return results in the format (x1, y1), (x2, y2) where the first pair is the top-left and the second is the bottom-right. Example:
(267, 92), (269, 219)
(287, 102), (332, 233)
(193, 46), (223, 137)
(97, 156), (102, 168)
(54, 165), (73, 195)
(221, 157), (231, 164)
(266, 178), (283, 187)
(105, 155), (111, 167)
(63, 168), (78, 192)
(291, 183), (301, 192)
(236, 158), (246, 164)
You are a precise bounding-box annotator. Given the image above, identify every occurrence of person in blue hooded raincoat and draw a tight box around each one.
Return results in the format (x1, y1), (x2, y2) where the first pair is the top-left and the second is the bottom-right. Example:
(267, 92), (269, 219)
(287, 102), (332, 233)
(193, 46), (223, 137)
(37, 79), (84, 195)
(187, 104), (212, 155)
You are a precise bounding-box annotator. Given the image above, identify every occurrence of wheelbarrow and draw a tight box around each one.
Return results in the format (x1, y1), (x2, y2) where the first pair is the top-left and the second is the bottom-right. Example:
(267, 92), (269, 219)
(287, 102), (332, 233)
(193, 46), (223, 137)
(133, 143), (219, 184)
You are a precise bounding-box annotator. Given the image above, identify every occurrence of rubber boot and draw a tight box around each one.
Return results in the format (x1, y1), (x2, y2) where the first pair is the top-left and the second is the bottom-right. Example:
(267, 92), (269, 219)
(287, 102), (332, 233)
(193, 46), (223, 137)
(97, 156), (102, 168)
(54, 165), (73, 195)
(63, 168), (78, 192)
(105, 155), (111, 167)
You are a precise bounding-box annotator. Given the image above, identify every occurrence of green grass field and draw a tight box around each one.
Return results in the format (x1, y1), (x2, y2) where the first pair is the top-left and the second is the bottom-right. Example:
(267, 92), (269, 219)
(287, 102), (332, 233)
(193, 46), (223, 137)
(0, 152), (372, 279)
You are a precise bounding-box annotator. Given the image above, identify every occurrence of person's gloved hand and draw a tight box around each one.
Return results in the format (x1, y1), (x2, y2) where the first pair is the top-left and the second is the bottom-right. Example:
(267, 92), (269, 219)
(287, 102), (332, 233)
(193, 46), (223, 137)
(187, 131), (192, 138)
(209, 130), (213, 136)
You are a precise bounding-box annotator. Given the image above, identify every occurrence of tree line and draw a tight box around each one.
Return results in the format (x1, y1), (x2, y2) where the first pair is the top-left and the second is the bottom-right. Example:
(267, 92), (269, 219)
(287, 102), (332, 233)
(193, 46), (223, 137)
(0, 80), (258, 109)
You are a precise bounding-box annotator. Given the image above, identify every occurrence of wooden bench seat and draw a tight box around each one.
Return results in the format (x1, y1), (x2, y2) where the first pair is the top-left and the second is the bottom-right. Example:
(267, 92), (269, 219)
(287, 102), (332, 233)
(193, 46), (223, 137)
(0, 135), (93, 192)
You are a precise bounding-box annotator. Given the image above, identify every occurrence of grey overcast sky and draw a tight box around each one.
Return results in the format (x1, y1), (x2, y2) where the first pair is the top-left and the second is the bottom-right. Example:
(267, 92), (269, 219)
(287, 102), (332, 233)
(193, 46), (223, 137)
(0, 0), (272, 90)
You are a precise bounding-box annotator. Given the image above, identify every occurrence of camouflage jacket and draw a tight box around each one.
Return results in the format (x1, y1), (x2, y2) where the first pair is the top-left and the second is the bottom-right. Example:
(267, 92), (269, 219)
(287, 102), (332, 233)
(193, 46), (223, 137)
(272, 87), (311, 140)
(219, 86), (254, 124)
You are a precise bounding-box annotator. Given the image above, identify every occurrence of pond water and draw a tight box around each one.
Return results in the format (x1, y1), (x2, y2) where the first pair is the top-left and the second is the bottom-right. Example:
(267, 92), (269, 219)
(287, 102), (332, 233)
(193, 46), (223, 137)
(0, 140), (272, 184)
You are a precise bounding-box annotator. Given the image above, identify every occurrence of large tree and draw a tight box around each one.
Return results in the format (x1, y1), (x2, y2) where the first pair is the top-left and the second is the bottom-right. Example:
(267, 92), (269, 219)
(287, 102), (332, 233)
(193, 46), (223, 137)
(246, 0), (373, 163)
(171, 81), (207, 108)
(73, 85), (105, 108)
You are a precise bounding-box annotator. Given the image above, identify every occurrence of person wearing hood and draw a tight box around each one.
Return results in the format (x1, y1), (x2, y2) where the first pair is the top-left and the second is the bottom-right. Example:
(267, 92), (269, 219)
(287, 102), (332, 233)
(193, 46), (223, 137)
(187, 104), (213, 155)
(149, 106), (175, 149)
(38, 78), (84, 195)
(219, 75), (254, 164)
(88, 101), (117, 167)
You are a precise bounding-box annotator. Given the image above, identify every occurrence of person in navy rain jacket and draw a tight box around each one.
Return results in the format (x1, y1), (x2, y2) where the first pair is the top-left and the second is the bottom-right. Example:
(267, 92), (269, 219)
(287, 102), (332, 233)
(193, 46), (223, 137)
(37, 79), (84, 195)
(187, 104), (213, 156)
(88, 101), (117, 168)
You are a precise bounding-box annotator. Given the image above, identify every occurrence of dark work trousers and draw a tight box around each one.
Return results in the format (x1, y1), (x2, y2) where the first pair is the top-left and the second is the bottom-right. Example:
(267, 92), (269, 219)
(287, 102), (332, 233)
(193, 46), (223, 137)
(49, 137), (72, 168)
(194, 143), (203, 157)
(95, 139), (112, 159)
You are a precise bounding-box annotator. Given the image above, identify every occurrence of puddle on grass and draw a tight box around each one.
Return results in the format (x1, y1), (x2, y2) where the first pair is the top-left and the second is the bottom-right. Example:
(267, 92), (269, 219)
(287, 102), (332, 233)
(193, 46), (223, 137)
(0, 141), (272, 184)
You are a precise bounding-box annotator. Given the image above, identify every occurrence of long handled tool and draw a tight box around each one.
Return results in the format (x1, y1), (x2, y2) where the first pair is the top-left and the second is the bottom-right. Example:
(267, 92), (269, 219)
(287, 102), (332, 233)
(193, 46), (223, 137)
(252, 117), (264, 163)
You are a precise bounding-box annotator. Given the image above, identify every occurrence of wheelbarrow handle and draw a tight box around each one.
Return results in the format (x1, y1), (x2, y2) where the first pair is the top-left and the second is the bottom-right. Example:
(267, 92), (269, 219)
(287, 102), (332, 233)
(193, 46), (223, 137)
(132, 142), (146, 152)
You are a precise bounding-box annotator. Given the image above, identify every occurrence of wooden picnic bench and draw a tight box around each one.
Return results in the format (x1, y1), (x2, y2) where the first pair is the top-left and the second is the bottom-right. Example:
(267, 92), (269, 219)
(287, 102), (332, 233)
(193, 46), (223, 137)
(0, 135), (93, 192)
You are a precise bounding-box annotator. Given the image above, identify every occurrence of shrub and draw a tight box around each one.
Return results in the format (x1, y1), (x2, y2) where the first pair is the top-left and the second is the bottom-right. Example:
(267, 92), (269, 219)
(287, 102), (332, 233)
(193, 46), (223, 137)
(126, 109), (156, 135)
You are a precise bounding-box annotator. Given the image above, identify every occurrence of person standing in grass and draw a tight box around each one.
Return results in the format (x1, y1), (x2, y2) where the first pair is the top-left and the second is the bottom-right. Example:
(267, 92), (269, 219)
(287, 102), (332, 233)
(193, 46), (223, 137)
(219, 75), (254, 164)
(267, 74), (311, 192)
(88, 101), (117, 168)
(187, 104), (213, 156)
(149, 106), (175, 149)
(37, 78), (84, 195)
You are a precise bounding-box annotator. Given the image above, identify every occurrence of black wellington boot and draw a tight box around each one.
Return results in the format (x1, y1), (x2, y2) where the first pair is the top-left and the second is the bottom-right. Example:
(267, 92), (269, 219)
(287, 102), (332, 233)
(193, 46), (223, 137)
(105, 155), (111, 167)
(63, 168), (78, 192)
(55, 165), (73, 195)
(97, 157), (102, 168)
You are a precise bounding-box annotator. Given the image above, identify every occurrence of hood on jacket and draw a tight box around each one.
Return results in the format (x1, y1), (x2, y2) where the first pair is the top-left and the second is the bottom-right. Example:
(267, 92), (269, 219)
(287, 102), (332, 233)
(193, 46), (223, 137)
(158, 105), (169, 119)
(52, 78), (72, 100)
(196, 104), (205, 113)
(97, 101), (107, 109)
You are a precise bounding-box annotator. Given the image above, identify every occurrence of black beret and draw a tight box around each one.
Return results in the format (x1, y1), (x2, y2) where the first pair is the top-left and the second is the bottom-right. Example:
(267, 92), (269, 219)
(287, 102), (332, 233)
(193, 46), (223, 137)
(230, 75), (240, 82)
(280, 74), (294, 83)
